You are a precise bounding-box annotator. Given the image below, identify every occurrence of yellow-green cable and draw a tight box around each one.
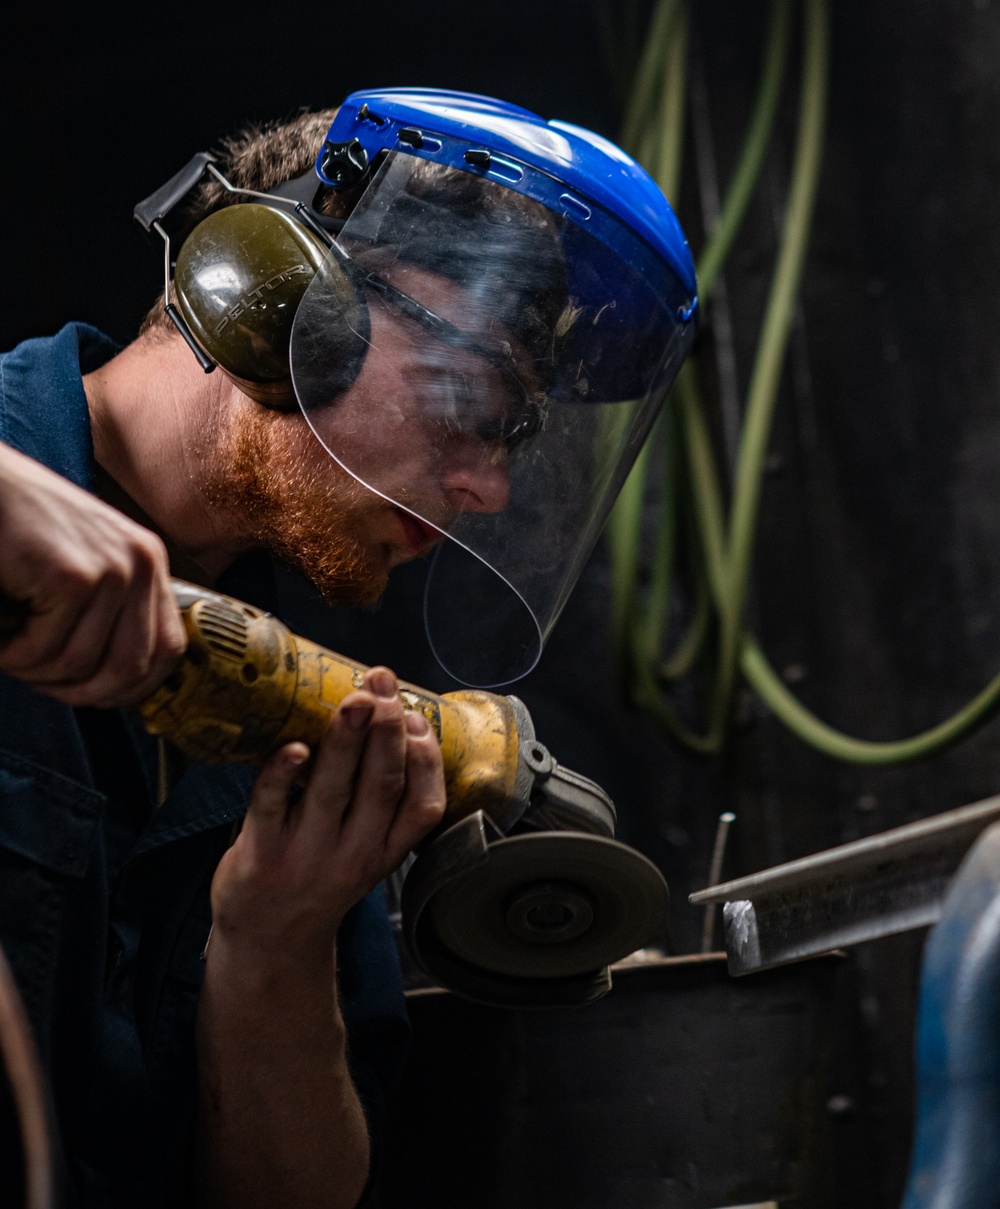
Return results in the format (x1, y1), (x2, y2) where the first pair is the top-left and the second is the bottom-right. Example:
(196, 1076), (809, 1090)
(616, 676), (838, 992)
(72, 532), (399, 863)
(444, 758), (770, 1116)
(609, 438), (654, 673)
(620, 0), (683, 154)
(740, 640), (1000, 764)
(609, 0), (689, 671)
(613, 0), (1000, 764)
(624, 0), (791, 723)
(630, 420), (718, 758)
(697, 0), (793, 298)
(657, 0), (826, 754)
(659, 424), (713, 681)
(677, 368), (729, 610)
(671, 338), (1000, 764)
(659, 572), (710, 680)
(712, 0), (829, 738)
(678, 1), (1000, 763)
(635, 411), (680, 675)
(653, 3), (689, 199)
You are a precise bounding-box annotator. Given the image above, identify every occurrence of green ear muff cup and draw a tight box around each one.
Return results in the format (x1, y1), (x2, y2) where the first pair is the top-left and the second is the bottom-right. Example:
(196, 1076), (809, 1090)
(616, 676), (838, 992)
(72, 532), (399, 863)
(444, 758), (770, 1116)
(173, 204), (370, 410)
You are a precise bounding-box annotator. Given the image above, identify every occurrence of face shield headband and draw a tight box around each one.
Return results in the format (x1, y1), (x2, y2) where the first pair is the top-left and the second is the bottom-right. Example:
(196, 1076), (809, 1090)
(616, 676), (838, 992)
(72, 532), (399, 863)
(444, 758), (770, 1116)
(290, 149), (696, 686)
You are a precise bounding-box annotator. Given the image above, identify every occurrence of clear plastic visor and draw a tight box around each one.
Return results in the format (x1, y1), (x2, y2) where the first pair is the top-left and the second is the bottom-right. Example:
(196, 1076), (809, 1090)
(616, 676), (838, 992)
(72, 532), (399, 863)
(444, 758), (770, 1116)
(290, 151), (694, 685)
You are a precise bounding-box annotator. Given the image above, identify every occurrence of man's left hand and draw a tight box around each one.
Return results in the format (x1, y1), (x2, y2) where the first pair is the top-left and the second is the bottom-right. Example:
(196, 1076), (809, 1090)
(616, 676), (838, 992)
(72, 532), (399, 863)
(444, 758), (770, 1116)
(208, 663), (446, 967)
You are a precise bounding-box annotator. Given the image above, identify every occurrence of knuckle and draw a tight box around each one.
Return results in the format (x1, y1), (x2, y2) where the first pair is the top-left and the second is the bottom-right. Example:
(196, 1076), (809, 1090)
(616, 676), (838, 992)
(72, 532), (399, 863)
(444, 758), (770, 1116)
(136, 528), (167, 565)
(157, 623), (188, 663)
(85, 552), (131, 594)
(374, 769), (407, 801)
(106, 554), (132, 588)
(53, 648), (101, 683)
(416, 785), (447, 819)
(370, 703), (405, 735)
(50, 560), (99, 599)
(105, 645), (150, 686)
(410, 728), (443, 762)
(255, 750), (296, 789)
(251, 774), (285, 804)
(157, 599), (188, 658)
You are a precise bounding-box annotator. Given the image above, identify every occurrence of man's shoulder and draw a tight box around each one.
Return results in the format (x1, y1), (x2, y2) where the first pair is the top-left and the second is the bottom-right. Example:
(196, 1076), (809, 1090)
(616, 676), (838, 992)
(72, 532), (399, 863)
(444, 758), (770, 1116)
(0, 323), (120, 485)
(1, 322), (119, 377)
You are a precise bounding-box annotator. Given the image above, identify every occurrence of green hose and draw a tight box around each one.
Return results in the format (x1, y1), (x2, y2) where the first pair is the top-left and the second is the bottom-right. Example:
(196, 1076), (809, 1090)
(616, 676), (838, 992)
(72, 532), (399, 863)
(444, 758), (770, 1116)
(712, 0), (828, 739)
(616, 0), (1000, 764)
(609, 0), (689, 671)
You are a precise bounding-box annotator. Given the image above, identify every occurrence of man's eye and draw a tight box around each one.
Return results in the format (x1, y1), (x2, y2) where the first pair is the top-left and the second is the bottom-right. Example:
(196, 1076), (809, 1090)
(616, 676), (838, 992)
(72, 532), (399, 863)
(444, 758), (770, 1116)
(476, 398), (544, 451)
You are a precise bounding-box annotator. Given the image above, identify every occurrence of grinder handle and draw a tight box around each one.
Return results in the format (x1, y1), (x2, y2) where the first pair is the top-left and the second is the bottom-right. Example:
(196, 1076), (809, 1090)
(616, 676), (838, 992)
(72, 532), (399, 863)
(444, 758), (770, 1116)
(140, 580), (523, 825)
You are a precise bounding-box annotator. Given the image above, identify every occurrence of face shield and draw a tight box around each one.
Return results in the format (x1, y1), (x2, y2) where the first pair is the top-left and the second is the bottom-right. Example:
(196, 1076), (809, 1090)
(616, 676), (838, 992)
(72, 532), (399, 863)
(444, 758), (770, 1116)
(290, 149), (695, 686)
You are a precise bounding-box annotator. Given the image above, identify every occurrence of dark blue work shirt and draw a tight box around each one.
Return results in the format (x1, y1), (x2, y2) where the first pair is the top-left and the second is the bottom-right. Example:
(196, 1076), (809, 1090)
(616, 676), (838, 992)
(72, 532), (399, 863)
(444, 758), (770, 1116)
(0, 324), (409, 1207)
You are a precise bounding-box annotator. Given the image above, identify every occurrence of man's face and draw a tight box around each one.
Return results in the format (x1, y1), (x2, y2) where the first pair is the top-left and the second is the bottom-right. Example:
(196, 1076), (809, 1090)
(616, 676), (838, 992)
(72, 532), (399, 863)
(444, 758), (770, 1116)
(206, 266), (528, 607)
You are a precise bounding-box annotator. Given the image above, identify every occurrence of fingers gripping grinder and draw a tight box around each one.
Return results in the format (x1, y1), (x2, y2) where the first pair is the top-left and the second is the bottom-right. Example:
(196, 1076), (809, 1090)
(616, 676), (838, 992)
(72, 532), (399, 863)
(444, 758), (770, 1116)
(139, 582), (670, 1008)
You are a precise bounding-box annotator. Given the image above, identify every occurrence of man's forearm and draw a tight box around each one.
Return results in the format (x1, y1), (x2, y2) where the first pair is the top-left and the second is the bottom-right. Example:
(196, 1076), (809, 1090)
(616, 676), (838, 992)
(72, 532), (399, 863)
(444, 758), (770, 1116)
(195, 938), (371, 1209)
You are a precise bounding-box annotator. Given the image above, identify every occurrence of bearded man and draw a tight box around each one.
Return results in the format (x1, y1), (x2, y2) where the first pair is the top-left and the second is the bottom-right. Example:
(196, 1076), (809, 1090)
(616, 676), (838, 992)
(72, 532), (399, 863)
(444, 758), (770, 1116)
(0, 88), (698, 1209)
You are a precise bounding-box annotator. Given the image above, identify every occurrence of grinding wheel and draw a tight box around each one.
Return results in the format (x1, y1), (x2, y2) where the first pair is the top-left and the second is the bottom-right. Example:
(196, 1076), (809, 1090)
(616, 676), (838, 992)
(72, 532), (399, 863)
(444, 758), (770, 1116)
(423, 831), (670, 980)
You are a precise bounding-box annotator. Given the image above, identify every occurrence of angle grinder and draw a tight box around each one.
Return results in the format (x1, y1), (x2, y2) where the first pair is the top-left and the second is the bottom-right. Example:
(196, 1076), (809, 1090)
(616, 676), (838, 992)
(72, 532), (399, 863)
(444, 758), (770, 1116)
(5, 579), (671, 1008)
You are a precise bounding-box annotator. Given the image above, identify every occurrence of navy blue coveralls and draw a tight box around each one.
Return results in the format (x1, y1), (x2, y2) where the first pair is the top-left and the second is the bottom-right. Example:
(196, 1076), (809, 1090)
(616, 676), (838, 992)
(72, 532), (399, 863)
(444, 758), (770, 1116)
(0, 324), (409, 1207)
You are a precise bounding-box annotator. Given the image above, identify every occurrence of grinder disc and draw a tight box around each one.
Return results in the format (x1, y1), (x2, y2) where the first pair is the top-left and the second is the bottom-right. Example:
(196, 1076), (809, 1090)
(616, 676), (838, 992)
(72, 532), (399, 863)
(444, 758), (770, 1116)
(424, 831), (669, 979)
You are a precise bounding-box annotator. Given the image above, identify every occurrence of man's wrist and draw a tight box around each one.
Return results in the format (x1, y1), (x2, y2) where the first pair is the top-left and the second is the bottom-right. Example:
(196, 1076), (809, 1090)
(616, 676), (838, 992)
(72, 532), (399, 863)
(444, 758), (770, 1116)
(201, 930), (343, 1022)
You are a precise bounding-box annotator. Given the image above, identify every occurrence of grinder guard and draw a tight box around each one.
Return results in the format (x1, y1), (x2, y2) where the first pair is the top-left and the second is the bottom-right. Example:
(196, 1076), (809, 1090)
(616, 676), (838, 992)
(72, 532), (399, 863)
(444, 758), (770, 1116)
(400, 712), (671, 1008)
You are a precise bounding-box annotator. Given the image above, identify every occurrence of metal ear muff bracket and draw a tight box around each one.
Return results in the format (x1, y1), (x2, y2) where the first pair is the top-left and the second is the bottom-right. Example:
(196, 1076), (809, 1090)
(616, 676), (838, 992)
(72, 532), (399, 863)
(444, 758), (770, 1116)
(134, 152), (223, 372)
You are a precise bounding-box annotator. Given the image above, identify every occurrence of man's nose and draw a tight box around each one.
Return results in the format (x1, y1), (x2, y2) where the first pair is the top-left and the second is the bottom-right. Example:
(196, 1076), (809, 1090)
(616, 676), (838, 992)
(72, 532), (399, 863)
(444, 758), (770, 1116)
(440, 442), (511, 513)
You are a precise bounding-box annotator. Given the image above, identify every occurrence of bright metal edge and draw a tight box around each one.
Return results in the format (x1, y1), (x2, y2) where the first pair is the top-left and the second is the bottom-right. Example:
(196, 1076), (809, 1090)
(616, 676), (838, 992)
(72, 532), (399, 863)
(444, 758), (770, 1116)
(721, 897), (941, 976)
(688, 794), (1000, 906)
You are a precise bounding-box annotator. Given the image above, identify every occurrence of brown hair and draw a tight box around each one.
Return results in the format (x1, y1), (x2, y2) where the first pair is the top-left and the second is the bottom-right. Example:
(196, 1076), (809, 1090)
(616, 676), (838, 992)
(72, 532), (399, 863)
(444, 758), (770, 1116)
(139, 107), (339, 335)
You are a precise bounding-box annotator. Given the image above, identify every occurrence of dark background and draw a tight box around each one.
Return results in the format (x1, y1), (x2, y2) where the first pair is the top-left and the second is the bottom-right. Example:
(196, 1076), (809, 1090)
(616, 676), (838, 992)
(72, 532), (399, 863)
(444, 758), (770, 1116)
(6, 1), (1000, 1205)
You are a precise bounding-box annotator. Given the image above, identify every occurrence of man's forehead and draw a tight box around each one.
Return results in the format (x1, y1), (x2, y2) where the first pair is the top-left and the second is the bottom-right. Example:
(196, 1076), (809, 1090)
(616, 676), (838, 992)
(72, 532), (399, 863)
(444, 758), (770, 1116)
(372, 259), (532, 374)
(379, 261), (488, 321)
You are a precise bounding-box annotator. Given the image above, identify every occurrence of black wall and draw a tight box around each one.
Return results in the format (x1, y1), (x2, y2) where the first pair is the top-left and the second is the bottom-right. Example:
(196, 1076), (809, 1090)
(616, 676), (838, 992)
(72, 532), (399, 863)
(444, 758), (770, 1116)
(1, 1), (619, 350)
(6, 2), (1000, 1205)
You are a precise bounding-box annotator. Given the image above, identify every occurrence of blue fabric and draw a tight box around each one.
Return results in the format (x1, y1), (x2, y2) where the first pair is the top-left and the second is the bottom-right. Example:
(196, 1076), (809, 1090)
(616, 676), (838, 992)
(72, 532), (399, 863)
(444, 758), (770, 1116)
(0, 324), (410, 1208)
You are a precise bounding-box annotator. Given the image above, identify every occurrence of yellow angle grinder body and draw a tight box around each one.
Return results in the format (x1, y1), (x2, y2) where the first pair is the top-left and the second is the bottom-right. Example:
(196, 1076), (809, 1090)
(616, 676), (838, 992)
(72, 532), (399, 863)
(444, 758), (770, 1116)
(136, 580), (671, 1008)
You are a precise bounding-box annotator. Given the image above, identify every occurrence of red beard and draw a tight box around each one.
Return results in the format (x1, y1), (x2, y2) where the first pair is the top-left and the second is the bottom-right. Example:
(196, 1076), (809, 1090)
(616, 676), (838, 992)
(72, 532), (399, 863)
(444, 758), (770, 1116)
(202, 405), (390, 608)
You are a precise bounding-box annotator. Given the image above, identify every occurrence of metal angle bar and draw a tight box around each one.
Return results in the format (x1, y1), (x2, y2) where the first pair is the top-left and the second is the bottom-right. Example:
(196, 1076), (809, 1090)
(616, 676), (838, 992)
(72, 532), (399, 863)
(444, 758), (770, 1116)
(687, 794), (1000, 975)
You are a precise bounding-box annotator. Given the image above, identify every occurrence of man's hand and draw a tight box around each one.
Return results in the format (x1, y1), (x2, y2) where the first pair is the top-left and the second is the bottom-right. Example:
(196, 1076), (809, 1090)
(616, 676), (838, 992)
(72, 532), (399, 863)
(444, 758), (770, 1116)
(208, 665), (446, 961)
(197, 665), (447, 1209)
(0, 441), (186, 707)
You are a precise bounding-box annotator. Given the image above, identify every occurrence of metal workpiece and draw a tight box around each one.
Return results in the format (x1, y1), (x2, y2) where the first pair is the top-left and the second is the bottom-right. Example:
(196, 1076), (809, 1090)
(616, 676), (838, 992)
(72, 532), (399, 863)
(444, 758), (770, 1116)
(688, 794), (1000, 975)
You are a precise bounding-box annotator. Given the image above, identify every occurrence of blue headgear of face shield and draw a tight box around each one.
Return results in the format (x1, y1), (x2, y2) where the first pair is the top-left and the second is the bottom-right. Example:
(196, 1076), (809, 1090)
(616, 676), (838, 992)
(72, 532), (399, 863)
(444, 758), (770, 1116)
(289, 87), (699, 687)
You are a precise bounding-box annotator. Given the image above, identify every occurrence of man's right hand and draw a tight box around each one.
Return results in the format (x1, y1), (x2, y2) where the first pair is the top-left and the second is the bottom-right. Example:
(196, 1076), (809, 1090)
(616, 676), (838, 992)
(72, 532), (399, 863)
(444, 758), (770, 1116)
(0, 441), (186, 708)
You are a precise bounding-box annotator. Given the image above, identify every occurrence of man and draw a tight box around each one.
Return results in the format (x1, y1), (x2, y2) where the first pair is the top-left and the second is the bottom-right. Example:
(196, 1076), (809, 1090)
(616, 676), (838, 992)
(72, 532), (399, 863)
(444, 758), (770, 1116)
(0, 89), (697, 1207)
(0, 104), (450, 1209)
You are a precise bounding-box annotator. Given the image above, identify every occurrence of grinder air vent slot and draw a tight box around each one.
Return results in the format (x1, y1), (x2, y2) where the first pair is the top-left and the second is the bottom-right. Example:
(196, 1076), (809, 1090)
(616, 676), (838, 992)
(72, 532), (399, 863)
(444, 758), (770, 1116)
(196, 599), (249, 662)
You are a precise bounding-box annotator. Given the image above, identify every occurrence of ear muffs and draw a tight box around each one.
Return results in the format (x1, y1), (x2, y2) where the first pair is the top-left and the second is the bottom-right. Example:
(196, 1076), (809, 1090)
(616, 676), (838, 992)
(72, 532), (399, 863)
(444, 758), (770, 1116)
(172, 203), (371, 411)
